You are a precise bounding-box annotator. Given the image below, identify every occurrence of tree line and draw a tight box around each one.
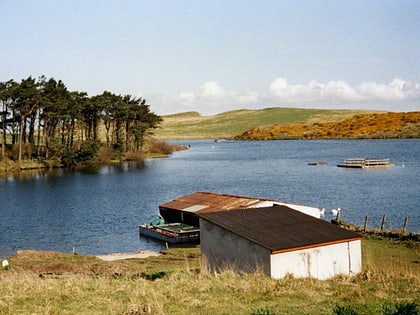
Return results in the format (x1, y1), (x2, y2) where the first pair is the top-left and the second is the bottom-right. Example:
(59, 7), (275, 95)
(0, 76), (162, 167)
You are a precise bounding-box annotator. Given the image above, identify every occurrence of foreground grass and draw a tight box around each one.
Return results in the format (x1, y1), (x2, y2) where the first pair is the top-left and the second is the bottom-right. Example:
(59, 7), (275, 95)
(0, 236), (418, 314)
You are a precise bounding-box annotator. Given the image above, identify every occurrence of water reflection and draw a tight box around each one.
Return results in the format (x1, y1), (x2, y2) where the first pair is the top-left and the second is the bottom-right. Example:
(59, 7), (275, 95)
(0, 161), (146, 181)
(0, 168), (66, 182)
(100, 161), (145, 173)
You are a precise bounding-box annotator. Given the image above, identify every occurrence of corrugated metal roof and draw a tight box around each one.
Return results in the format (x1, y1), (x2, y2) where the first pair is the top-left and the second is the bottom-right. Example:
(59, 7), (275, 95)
(198, 205), (361, 253)
(159, 191), (271, 214)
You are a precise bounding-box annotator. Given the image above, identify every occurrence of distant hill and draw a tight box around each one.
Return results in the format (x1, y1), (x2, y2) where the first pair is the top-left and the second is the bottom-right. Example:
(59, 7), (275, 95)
(235, 111), (420, 140)
(152, 107), (386, 140)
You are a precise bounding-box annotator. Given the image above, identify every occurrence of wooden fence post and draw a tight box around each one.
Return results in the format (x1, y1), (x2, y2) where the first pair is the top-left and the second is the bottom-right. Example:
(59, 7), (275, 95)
(402, 217), (409, 234)
(364, 216), (369, 232)
(380, 215), (387, 231)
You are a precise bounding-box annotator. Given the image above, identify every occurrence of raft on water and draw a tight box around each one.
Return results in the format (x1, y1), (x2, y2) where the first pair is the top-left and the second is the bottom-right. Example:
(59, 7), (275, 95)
(337, 158), (392, 168)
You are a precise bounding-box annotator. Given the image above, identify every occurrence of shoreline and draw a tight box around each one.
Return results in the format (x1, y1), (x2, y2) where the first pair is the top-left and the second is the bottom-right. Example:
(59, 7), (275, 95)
(96, 250), (160, 261)
(0, 249), (161, 261)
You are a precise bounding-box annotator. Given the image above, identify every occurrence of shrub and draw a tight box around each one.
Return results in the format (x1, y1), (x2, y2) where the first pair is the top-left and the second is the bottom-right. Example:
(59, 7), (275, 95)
(332, 305), (359, 315)
(61, 149), (77, 168)
(110, 142), (123, 161)
(140, 271), (167, 281)
(123, 151), (144, 161)
(382, 302), (419, 315)
(77, 141), (99, 162)
(61, 141), (100, 168)
(148, 141), (173, 155)
(96, 146), (114, 163)
(251, 308), (276, 315)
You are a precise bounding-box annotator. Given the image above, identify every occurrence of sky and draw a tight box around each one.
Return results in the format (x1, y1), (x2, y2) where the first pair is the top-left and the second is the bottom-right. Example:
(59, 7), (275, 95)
(1, 0), (419, 115)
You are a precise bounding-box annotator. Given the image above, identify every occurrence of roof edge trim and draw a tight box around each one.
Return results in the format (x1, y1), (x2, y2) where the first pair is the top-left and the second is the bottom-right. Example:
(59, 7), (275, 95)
(270, 237), (362, 255)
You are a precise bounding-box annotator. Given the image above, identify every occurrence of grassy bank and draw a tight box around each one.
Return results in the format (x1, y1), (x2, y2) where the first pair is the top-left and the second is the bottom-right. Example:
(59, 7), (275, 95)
(1, 236), (418, 314)
(0, 140), (187, 176)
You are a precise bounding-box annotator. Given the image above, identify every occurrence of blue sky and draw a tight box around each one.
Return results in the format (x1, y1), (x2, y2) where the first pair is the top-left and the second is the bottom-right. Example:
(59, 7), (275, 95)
(1, 0), (419, 115)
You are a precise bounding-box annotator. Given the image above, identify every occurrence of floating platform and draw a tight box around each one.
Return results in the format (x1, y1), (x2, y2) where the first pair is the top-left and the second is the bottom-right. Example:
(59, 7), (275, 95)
(139, 222), (200, 244)
(337, 158), (392, 168)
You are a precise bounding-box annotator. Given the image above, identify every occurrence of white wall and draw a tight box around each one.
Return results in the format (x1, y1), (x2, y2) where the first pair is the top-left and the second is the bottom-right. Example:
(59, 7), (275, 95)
(270, 240), (362, 280)
(249, 201), (322, 219)
(273, 202), (323, 219)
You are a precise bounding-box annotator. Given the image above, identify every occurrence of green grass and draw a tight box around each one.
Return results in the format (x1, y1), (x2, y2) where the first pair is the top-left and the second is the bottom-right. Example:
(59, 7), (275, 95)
(153, 108), (380, 140)
(0, 236), (418, 314)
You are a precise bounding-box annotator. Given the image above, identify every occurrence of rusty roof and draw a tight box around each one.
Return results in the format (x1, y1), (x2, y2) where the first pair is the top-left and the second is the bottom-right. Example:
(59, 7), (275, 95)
(159, 191), (273, 214)
(198, 205), (361, 253)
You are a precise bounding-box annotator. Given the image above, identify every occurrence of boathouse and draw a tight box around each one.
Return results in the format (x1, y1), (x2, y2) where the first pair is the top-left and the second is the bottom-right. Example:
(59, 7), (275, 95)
(159, 191), (323, 227)
(199, 205), (362, 280)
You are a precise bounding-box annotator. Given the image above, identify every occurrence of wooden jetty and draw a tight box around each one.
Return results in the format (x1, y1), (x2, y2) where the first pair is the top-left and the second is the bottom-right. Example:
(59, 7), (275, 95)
(337, 158), (392, 168)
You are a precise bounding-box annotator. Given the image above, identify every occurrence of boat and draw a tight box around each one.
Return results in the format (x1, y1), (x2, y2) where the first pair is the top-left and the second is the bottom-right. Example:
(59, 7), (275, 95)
(139, 220), (200, 244)
(308, 161), (328, 166)
(337, 158), (392, 168)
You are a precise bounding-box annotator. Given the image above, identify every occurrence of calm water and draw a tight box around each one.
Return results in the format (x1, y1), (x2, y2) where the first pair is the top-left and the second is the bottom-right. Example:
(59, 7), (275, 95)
(0, 139), (419, 258)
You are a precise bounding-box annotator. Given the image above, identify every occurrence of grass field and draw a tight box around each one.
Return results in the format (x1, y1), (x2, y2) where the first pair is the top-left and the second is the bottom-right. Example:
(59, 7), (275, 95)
(0, 235), (418, 314)
(153, 108), (380, 140)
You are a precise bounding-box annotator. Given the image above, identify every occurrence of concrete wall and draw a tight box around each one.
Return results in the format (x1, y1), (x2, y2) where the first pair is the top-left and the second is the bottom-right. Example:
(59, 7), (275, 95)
(200, 218), (271, 276)
(270, 240), (362, 280)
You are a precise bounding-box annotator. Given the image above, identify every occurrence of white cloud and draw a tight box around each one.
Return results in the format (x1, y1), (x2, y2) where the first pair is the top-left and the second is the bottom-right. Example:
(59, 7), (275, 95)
(267, 77), (420, 108)
(355, 78), (420, 102)
(151, 78), (420, 115)
(199, 81), (226, 101)
(176, 92), (196, 108)
(324, 80), (364, 102)
(236, 91), (259, 105)
(268, 78), (419, 103)
(155, 81), (242, 115)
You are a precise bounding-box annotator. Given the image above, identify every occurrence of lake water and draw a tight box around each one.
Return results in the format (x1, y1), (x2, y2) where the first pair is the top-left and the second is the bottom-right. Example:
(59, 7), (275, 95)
(0, 139), (419, 258)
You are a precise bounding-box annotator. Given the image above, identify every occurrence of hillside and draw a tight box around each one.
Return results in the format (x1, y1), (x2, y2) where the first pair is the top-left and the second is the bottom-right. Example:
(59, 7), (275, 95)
(236, 111), (420, 140)
(153, 107), (382, 140)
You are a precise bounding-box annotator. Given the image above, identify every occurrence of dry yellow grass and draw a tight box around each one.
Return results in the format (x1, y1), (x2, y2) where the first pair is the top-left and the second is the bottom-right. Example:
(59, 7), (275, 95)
(0, 236), (418, 314)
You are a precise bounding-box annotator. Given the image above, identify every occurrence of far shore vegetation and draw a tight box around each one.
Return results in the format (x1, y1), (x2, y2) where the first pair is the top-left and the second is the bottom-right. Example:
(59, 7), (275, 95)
(0, 76), (186, 173)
